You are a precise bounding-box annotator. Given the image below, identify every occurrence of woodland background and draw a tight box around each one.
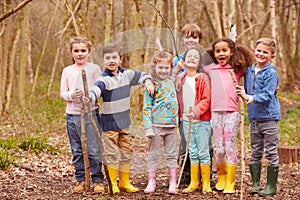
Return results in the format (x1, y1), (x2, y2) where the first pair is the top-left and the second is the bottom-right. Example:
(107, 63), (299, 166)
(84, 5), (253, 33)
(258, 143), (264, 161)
(0, 0), (300, 199)
(0, 0), (300, 116)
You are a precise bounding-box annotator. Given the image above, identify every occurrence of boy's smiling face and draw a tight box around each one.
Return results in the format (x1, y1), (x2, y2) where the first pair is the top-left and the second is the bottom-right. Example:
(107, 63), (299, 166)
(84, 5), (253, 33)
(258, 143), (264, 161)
(103, 51), (122, 74)
(254, 43), (274, 68)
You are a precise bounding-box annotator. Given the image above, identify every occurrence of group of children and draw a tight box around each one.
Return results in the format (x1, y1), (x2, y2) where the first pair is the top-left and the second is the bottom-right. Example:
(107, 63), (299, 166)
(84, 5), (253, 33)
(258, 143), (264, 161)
(60, 23), (281, 197)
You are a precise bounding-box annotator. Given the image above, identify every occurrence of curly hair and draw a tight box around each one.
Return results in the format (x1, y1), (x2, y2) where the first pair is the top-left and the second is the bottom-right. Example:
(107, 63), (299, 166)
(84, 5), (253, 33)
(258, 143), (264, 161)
(150, 50), (173, 84)
(206, 37), (253, 72)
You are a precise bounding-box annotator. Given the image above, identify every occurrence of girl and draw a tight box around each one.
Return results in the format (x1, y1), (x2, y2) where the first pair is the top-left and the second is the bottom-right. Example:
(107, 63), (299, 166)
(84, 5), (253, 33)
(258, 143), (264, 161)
(203, 38), (253, 194)
(60, 37), (105, 194)
(142, 50), (178, 194)
(177, 48), (212, 193)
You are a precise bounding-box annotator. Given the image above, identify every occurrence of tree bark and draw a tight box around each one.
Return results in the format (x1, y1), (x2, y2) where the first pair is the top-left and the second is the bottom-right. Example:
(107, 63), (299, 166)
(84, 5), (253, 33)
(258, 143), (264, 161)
(4, 16), (22, 113)
(18, 6), (30, 107)
(212, 0), (222, 37)
(104, 0), (113, 43)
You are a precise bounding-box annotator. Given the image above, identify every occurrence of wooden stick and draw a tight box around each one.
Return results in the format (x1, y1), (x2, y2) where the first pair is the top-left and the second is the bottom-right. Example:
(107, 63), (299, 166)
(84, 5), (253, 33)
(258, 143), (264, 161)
(81, 70), (113, 195)
(80, 99), (91, 192)
(229, 70), (245, 200)
(177, 107), (193, 188)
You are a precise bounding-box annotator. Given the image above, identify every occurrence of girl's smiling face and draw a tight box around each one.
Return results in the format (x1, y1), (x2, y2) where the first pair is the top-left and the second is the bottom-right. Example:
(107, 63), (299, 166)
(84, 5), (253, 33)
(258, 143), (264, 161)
(184, 49), (201, 69)
(213, 41), (233, 66)
(155, 59), (171, 80)
(71, 42), (90, 66)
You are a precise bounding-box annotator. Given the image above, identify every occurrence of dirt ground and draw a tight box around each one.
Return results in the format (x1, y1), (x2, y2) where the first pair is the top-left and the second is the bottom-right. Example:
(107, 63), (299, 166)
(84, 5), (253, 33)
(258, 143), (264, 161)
(0, 128), (299, 200)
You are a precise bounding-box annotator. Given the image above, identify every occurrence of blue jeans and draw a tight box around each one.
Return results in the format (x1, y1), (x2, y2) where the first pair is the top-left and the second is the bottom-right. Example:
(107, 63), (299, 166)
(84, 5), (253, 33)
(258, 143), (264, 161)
(183, 120), (211, 164)
(66, 109), (104, 183)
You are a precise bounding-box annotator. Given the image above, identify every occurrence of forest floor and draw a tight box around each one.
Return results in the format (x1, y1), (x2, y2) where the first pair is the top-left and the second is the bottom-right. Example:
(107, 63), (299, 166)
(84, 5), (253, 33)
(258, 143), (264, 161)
(0, 94), (300, 200)
(0, 128), (299, 200)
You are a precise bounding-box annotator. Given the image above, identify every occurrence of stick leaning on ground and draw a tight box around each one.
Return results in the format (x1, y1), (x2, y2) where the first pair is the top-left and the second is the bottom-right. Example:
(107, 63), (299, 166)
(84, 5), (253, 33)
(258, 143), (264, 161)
(177, 107), (193, 188)
(81, 70), (113, 195)
(229, 69), (245, 200)
(80, 98), (91, 192)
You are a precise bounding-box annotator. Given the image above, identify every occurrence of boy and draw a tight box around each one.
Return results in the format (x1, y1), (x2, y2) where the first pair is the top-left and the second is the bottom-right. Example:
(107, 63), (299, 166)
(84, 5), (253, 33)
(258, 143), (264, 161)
(86, 43), (153, 194)
(236, 38), (280, 197)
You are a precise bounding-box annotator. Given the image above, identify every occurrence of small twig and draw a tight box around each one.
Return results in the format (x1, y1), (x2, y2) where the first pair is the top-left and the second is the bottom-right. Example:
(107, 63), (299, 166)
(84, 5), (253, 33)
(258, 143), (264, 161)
(13, 162), (35, 172)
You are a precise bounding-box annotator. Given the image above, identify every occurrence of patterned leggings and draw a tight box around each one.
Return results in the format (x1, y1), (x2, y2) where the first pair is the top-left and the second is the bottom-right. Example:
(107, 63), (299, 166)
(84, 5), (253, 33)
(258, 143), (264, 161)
(211, 111), (240, 164)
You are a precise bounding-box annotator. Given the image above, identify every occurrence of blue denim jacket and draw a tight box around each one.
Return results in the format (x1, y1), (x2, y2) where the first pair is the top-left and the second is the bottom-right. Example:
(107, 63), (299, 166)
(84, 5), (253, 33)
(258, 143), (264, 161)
(245, 62), (281, 121)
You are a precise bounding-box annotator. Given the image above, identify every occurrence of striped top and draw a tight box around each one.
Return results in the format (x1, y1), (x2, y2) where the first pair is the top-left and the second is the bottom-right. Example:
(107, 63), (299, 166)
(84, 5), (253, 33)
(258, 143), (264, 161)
(90, 66), (151, 131)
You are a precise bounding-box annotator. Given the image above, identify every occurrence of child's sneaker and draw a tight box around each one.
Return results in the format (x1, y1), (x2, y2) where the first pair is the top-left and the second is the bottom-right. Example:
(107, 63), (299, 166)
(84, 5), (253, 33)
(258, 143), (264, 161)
(94, 182), (105, 194)
(74, 182), (85, 193)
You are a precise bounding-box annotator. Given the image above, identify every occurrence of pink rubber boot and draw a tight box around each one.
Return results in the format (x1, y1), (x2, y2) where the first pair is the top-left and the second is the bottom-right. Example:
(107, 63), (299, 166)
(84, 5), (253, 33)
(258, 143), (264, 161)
(144, 170), (156, 193)
(168, 167), (177, 194)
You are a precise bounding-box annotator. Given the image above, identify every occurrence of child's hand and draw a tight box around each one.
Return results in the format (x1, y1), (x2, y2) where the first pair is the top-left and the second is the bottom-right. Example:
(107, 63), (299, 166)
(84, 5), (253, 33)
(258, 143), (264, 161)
(145, 81), (155, 95)
(185, 107), (194, 121)
(71, 88), (83, 100)
(185, 112), (194, 121)
(174, 59), (184, 74)
(175, 76), (182, 92)
(83, 96), (90, 104)
(236, 85), (249, 101)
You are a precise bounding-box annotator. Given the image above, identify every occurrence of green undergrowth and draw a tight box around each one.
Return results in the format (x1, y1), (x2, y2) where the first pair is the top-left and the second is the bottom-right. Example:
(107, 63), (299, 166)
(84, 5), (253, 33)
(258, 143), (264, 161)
(0, 133), (60, 169)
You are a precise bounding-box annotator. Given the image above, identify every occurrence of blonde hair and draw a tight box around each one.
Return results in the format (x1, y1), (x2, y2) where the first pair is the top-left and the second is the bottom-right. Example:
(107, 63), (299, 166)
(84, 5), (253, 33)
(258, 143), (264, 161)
(150, 50), (173, 83)
(69, 37), (92, 52)
(255, 38), (277, 54)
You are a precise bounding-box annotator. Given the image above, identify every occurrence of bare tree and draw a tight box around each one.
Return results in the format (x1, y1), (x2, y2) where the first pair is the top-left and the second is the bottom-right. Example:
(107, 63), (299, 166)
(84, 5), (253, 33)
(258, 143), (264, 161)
(18, 6), (31, 107)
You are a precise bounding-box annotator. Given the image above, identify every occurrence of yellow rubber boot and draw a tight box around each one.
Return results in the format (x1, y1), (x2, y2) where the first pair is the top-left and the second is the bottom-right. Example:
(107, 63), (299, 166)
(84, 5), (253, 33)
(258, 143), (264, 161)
(183, 162), (200, 193)
(107, 165), (120, 194)
(215, 162), (226, 190)
(119, 164), (139, 193)
(200, 163), (212, 193)
(223, 163), (237, 194)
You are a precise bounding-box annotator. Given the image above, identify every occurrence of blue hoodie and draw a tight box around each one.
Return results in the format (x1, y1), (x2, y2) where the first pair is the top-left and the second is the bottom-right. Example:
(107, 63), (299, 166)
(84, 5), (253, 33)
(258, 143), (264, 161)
(245, 62), (281, 121)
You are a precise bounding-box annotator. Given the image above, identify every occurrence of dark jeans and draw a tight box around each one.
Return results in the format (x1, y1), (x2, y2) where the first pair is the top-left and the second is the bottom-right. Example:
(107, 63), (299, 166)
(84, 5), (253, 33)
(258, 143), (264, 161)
(66, 109), (104, 183)
(250, 120), (279, 166)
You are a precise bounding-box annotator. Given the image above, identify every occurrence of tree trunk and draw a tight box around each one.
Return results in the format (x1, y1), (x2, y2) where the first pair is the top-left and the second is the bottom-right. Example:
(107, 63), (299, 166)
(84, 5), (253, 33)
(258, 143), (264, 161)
(18, 6), (30, 107)
(4, 16), (22, 113)
(104, 0), (113, 43)
(212, 0), (222, 37)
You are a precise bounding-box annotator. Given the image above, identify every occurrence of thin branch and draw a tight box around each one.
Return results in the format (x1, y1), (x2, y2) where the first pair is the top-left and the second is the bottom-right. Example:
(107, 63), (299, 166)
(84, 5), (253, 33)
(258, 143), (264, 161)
(149, 2), (179, 59)
(0, 0), (34, 22)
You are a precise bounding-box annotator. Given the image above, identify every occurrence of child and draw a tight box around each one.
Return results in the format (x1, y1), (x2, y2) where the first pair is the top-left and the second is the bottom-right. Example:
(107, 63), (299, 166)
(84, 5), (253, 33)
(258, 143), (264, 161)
(173, 23), (214, 185)
(236, 38), (280, 197)
(203, 37), (253, 194)
(86, 43), (154, 194)
(60, 37), (105, 194)
(177, 48), (212, 193)
(142, 51), (178, 194)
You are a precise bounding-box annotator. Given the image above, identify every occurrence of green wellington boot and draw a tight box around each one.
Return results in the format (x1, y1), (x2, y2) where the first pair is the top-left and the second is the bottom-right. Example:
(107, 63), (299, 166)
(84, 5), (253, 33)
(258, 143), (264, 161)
(258, 165), (279, 197)
(249, 163), (262, 194)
